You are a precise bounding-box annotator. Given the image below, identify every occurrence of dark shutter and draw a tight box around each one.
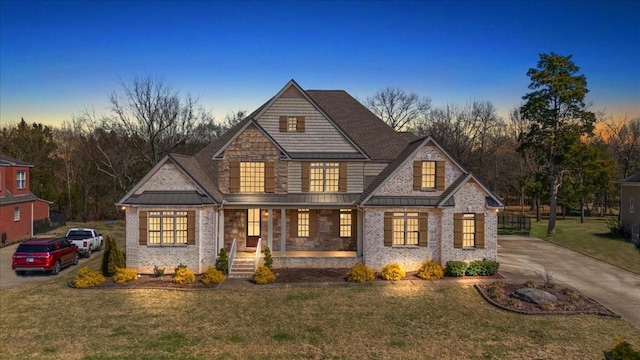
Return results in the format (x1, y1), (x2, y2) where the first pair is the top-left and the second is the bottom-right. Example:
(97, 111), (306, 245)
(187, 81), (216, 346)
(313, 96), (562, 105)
(413, 161), (422, 190)
(339, 163), (347, 192)
(297, 116), (305, 132)
(302, 162), (310, 192)
(187, 211), (196, 245)
(436, 161), (446, 191)
(289, 210), (298, 238)
(279, 116), (287, 132)
(454, 213), (463, 248)
(384, 212), (393, 247)
(475, 213), (485, 248)
(332, 210), (340, 238)
(229, 161), (240, 193)
(419, 213), (428, 247)
(265, 162), (275, 193)
(139, 211), (147, 245)
(351, 209), (358, 241)
(309, 210), (317, 238)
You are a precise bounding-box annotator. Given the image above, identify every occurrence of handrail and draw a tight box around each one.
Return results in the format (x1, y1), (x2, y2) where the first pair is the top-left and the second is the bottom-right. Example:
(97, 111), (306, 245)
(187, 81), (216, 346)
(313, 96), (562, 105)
(254, 237), (262, 271)
(228, 238), (237, 275)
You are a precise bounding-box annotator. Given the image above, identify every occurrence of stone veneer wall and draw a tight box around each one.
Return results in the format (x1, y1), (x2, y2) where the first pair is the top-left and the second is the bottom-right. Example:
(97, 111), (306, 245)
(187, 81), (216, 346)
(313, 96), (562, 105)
(440, 182), (498, 263)
(125, 206), (217, 274)
(362, 208), (441, 271)
(218, 126), (287, 194)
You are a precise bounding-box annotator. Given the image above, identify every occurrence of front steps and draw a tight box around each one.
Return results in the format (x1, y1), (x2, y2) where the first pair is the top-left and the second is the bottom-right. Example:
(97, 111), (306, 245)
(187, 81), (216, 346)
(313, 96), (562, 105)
(228, 256), (255, 278)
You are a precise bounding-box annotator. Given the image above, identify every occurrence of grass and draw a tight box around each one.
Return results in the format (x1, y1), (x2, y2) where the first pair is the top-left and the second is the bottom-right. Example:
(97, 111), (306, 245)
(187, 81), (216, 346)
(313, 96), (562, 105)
(1, 276), (640, 359)
(530, 217), (640, 274)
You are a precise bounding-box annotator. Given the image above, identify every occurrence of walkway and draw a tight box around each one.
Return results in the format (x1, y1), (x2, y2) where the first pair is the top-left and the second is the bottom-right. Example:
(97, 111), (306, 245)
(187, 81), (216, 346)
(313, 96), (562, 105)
(498, 235), (640, 329)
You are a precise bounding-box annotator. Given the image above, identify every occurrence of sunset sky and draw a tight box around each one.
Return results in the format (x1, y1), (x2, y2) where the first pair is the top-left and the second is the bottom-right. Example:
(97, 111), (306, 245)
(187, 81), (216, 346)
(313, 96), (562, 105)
(1, 0), (639, 127)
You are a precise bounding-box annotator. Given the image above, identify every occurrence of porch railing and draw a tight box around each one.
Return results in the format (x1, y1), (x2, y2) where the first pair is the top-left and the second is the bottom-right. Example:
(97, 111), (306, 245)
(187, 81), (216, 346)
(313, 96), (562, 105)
(228, 238), (237, 275)
(254, 237), (262, 271)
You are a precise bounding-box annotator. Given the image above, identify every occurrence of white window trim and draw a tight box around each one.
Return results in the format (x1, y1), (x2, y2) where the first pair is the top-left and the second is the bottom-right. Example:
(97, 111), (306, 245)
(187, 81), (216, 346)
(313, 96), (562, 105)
(14, 207), (20, 221)
(16, 171), (26, 190)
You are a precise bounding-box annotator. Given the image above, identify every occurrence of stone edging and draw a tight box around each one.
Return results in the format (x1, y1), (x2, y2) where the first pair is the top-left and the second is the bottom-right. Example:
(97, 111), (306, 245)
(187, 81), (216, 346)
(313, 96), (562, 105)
(473, 284), (621, 318)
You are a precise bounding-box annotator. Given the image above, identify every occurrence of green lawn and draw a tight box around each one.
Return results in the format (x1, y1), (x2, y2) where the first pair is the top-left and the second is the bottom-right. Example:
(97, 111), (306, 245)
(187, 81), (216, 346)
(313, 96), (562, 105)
(530, 217), (640, 274)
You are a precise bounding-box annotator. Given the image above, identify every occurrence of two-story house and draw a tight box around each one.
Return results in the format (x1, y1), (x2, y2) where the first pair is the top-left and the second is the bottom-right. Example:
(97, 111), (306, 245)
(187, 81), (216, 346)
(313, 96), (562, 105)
(620, 174), (640, 245)
(0, 154), (51, 244)
(117, 80), (503, 274)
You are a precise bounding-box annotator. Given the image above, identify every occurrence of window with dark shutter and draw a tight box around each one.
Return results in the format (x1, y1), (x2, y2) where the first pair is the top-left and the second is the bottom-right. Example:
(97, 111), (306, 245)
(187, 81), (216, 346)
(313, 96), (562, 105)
(384, 212), (393, 246)
(265, 162), (275, 193)
(453, 213), (463, 248)
(436, 161), (445, 191)
(339, 163), (347, 192)
(297, 116), (305, 132)
(229, 162), (240, 193)
(418, 213), (428, 247)
(139, 211), (147, 245)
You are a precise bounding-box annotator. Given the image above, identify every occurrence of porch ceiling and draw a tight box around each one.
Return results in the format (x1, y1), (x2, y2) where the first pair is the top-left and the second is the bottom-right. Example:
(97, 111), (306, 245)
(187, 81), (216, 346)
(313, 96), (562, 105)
(223, 193), (360, 207)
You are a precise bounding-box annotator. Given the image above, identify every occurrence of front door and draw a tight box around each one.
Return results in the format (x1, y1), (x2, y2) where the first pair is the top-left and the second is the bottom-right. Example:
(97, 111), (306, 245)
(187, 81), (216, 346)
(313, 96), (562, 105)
(246, 209), (261, 248)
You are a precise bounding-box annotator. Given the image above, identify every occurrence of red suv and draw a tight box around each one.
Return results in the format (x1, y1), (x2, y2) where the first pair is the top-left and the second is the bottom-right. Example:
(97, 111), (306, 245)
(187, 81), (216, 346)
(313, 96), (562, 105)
(12, 238), (79, 275)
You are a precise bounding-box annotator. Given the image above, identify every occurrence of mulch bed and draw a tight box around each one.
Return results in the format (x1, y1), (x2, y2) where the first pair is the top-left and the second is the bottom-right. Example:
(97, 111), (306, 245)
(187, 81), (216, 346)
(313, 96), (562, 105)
(475, 282), (619, 317)
(70, 274), (219, 290)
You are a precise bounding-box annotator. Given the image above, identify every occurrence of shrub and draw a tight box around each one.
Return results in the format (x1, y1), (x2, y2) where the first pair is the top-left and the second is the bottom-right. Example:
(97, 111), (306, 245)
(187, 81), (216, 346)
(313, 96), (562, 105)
(153, 265), (165, 277)
(485, 281), (505, 299)
(74, 267), (106, 288)
(380, 263), (405, 281)
(505, 298), (521, 308)
(609, 339), (640, 360)
(216, 248), (228, 273)
(538, 301), (554, 311)
(466, 260), (500, 276)
(201, 266), (226, 285)
(173, 266), (195, 284)
(113, 268), (138, 284)
(416, 260), (444, 280)
(346, 262), (375, 283)
(101, 235), (125, 276)
(253, 265), (276, 284)
(605, 217), (626, 237)
(263, 246), (273, 269)
(174, 263), (187, 273)
(444, 261), (467, 277)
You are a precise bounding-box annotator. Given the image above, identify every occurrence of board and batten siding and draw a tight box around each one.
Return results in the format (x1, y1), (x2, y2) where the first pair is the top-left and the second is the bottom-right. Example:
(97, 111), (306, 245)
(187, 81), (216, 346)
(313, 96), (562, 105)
(257, 97), (359, 153)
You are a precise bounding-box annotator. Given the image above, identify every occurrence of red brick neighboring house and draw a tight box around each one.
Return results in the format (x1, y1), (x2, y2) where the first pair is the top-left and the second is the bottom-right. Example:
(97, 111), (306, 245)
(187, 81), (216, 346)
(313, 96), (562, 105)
(0, 154), (51, 244)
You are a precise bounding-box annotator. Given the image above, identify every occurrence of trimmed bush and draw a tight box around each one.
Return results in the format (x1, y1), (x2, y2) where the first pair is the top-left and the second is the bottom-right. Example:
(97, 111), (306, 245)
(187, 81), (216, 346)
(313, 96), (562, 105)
(263, 246), (273, 269)
(253, 265), (276, 284)
(101, 235), (125, 276)
(201, 266), (226, 285)
(347, 262), (375, 283)
(74, 267), (105, 288)
(609, 339), (640, 360)
(380, 263), (405, 281)
(216, 248), (228, 273)
(416, 260), (444, 280)
(173, 266), (196, 284)
(444, 261), (467, 277)
(465, 260), (500, 276)
(113, 268), (138, 284)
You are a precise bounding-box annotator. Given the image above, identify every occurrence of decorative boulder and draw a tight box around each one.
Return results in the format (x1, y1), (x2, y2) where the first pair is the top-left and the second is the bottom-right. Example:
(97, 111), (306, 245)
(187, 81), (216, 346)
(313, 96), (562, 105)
(512, 288), (557, 304)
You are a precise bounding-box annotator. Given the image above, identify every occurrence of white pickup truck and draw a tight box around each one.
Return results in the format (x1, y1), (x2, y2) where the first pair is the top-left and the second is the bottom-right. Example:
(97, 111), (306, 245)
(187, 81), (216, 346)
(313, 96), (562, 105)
(65, 228), (103, 257)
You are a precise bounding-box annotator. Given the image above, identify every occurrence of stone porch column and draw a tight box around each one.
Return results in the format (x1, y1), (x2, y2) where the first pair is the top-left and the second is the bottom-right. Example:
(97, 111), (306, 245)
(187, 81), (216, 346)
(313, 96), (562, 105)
(280, 208), (286, 256)
(267, 208), (273, 249)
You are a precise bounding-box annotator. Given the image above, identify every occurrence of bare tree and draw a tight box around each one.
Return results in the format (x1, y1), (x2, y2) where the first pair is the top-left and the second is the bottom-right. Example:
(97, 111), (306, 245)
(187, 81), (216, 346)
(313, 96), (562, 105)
(108, 76), (213, 167)
(365, 87), (431, 131)
(603, 117), (640, 178)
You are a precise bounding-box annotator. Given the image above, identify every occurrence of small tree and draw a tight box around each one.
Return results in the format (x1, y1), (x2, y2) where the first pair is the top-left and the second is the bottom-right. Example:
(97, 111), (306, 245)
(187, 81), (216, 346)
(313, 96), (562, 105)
(101, 235), (125, 276)
(216, 248), (228, 274)
(263, 246), (273, 269)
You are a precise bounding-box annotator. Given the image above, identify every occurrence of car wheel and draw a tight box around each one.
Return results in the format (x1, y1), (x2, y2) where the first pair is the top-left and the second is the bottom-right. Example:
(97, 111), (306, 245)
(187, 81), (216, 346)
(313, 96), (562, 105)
(72, 253), (79, 266)
(51, 260), (61, 275)
(85, 248), (92, 258)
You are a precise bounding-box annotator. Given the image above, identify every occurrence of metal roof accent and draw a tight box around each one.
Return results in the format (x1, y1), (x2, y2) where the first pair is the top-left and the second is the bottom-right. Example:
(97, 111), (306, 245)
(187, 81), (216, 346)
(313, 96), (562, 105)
(124, 191), (216, 205)
(222, 193), (359, 206)
(366, 196), (443, 207)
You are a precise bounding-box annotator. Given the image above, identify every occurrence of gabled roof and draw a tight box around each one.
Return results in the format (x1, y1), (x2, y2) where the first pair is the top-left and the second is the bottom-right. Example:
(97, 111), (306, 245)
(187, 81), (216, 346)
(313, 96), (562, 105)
(209, 120), (290, 160)
(0, 154), (33, 167)
(437, 173), (503, 208)
(306, 90), (409, 160)
(124, 191), (216, 205)
(620, 174), (640, 183)
(117, 155), (218, 206)
(0, 190), (51, 205)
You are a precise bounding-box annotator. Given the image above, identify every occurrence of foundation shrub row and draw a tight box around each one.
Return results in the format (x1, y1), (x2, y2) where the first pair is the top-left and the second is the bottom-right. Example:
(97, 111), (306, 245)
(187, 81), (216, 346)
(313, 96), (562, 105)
(445, 260), (500, 277)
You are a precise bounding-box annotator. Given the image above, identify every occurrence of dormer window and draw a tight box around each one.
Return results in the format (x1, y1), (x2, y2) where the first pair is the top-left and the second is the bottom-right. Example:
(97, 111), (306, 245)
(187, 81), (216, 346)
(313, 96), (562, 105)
(279, 116), (305, 132)
(16, 171), (26, 189)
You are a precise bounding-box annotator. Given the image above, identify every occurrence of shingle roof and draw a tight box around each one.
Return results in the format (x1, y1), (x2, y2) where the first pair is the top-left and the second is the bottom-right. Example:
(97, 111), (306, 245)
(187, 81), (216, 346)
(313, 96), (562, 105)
(621, 174), (640, 183)
(305, 90), (409, 160)
(366, 196), (446, 207)
(0, 154), (33, 167)
(0, 190), (49, 205)
(169, 154), (222, 202)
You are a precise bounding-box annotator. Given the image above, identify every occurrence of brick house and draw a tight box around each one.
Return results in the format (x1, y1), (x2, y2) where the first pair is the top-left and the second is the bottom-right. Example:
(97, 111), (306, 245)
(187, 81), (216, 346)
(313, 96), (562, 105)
(0, 154), (51, 244)
(620, 174), (640, 245)
(117, 80), (503, 275)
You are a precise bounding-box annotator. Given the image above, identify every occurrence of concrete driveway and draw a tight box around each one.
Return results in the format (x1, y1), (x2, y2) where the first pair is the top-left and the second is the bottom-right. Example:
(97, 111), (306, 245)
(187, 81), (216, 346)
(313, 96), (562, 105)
(498, 235), (640, 329)
(0, 242), (95, 290)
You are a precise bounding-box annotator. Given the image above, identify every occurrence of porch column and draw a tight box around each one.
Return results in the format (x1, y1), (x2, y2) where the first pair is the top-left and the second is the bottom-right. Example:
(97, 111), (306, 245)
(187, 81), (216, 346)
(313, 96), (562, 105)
(267, 208), (273, 249)
(280, 208), (286, 256)
(218, 209), (225, 251)
(357, 208), (363, 256)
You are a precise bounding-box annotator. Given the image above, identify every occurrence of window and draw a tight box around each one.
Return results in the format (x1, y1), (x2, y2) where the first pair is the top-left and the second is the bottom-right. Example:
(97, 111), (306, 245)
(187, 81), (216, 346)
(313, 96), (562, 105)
(310, 162), (339, 192)
(14, 207), (20, 221)
(421, 161), (436, 189)
(340, 209), (352, 237)
(16, 171), (26, 189)
(392, 212), (419, 245)
(287, 117), (298, 131)
(297, 209), (309, 237)
(462, 213), (476, 247)
(148, 211), (188, 245)
(247, 209), (261, 237)
(631, 197), (635, 214)
(240, 162), (264, 192)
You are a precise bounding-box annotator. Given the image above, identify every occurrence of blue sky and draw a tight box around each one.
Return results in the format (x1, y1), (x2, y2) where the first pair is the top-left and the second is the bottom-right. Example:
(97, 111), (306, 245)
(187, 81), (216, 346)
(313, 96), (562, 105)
(1, 0), (639, 127)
